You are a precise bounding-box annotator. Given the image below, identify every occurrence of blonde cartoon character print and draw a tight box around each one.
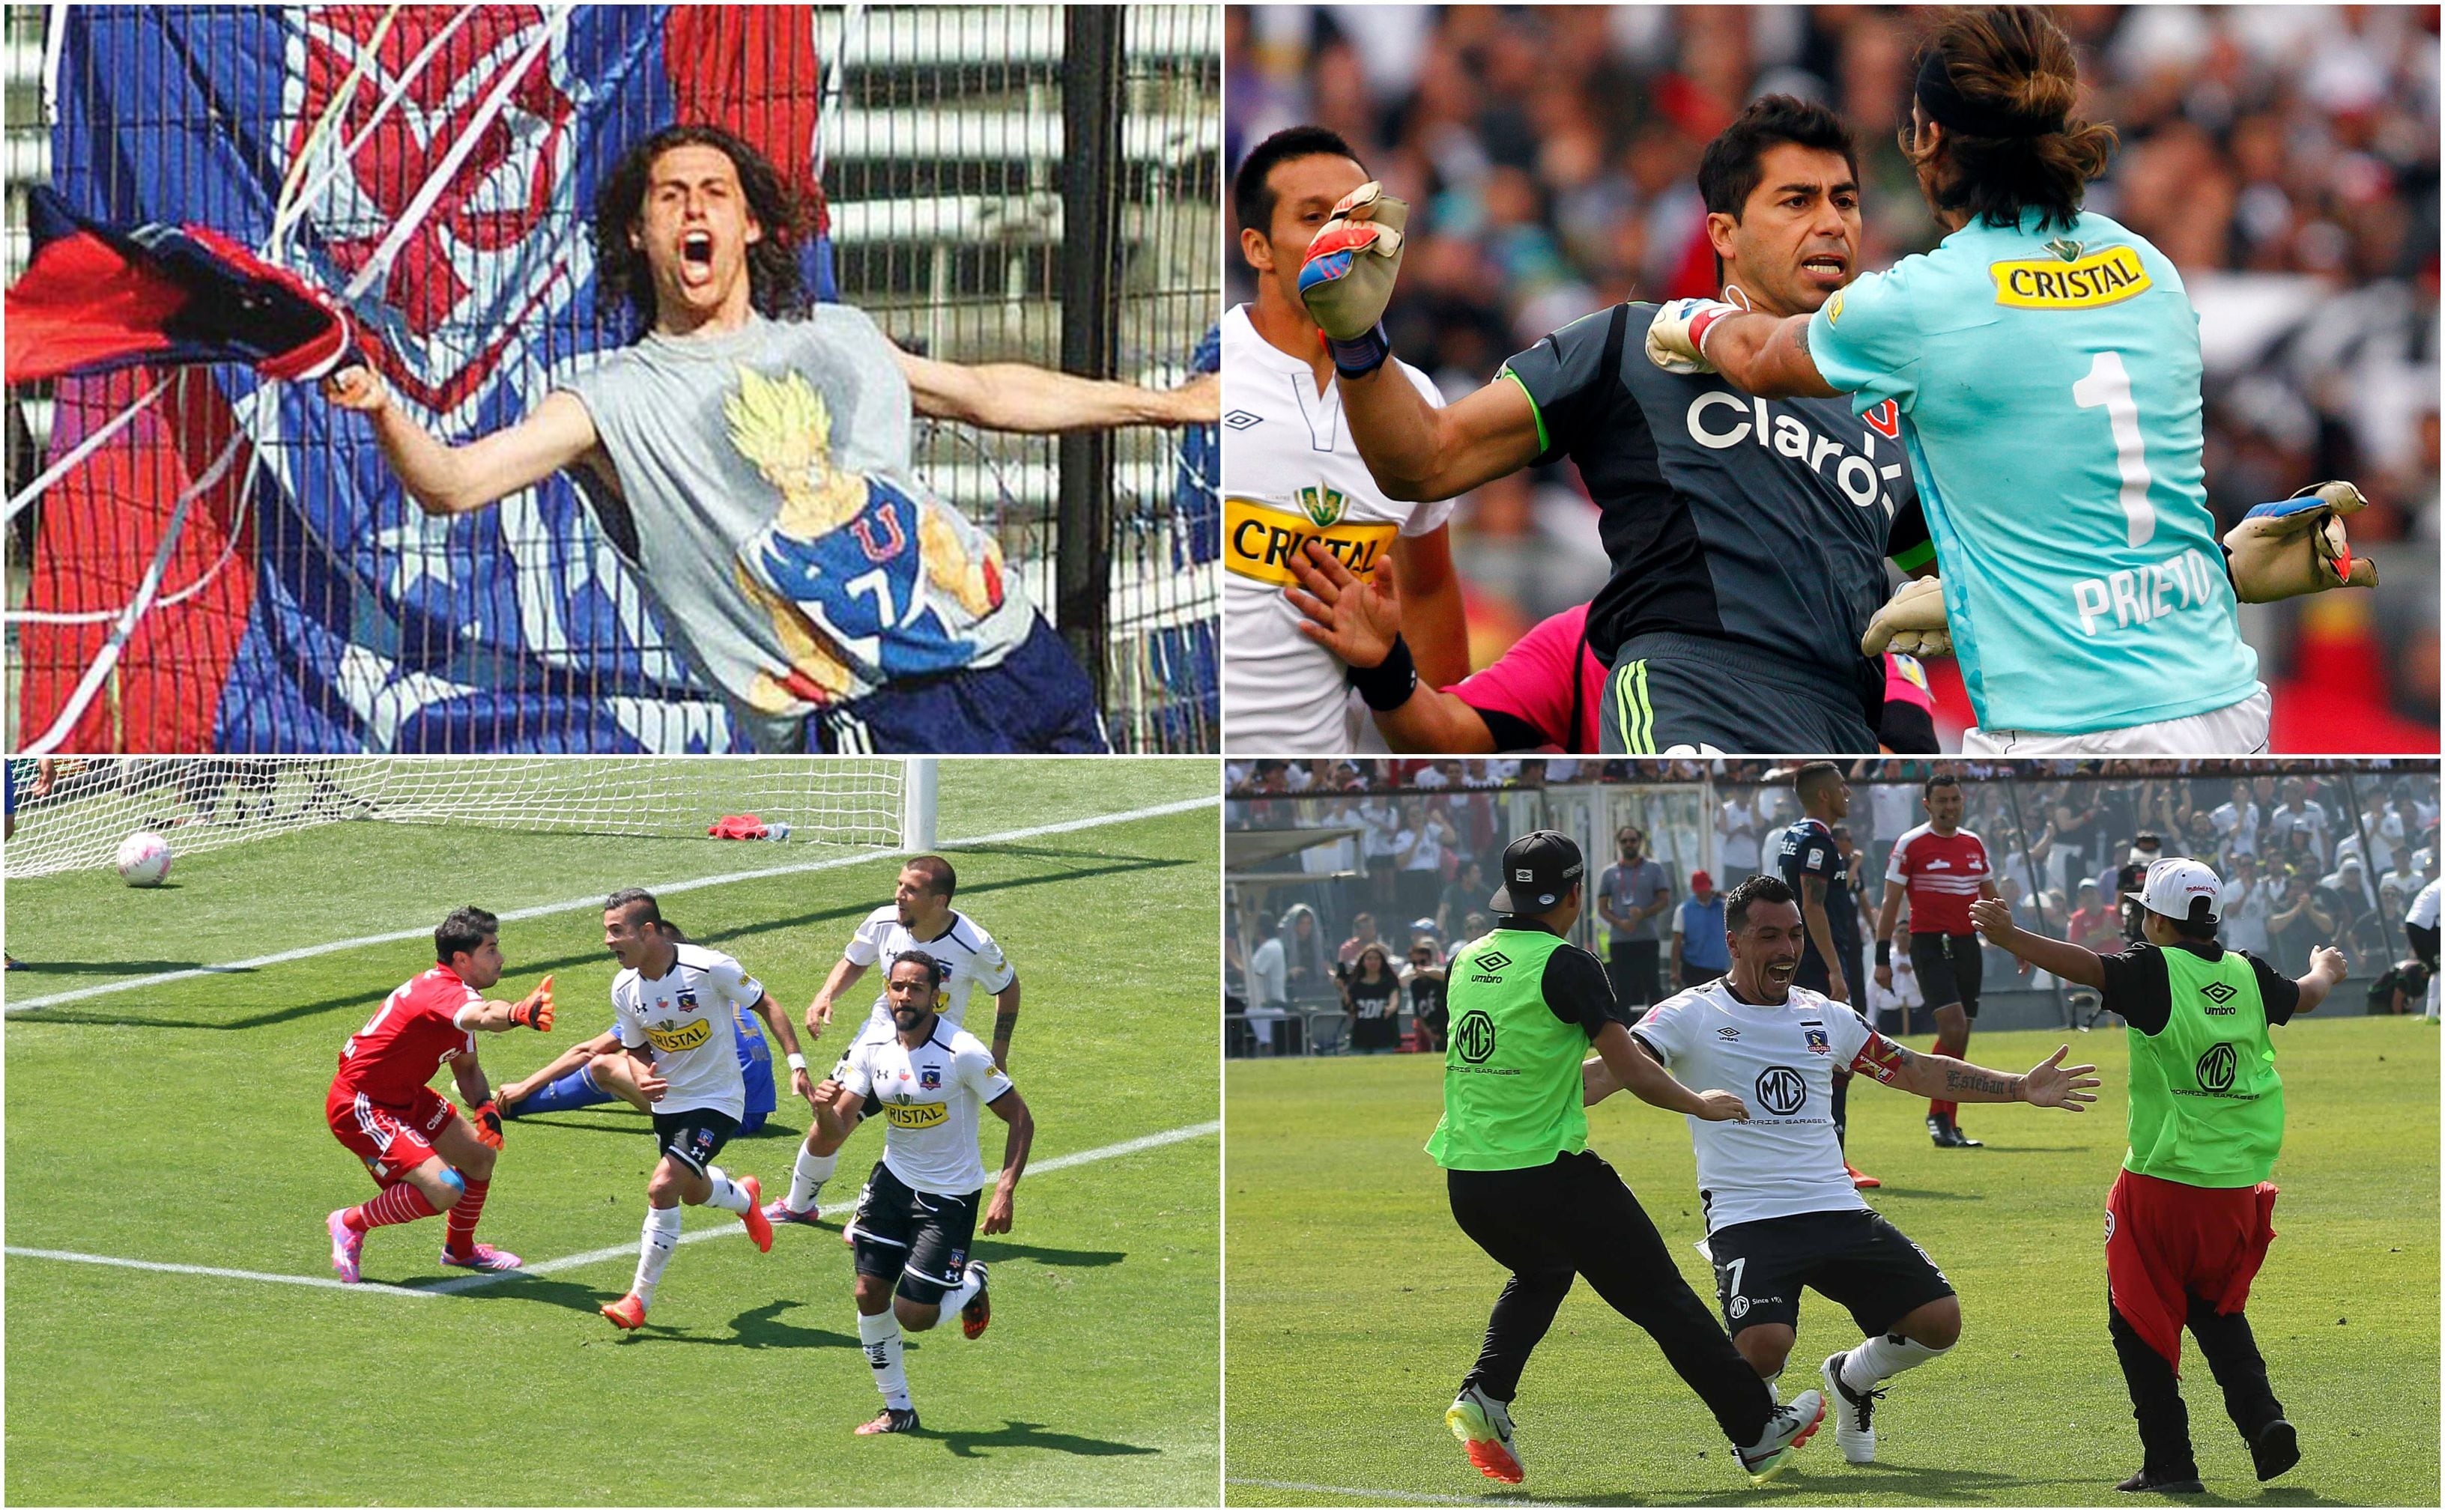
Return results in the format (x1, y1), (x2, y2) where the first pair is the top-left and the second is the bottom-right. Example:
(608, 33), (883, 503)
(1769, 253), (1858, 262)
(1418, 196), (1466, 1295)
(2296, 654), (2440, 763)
(723, 367), (1006, 708)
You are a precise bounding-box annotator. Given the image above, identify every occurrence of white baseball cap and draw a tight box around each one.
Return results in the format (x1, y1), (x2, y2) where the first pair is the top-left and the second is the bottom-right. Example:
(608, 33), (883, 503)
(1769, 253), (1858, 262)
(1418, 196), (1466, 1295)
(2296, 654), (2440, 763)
(2125, 857), (2225, 923)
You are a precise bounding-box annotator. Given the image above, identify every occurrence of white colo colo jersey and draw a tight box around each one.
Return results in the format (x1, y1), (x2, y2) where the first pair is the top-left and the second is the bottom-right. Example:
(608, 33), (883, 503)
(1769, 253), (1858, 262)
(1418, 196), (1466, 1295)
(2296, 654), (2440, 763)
(1632, 978), (1915, 1233)
(612, 944), (768, 1120)
(1221, 303), (1455, 753)
(840, 1021), (1014, 1197)
(843, 905), (1016, 1035)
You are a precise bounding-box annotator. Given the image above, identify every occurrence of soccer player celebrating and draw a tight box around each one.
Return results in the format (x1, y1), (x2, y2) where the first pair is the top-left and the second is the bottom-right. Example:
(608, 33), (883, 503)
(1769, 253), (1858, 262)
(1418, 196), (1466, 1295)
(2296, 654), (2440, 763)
(1223, 126), (1468, 753)
(1428, 831), (1826, 1488)
(1643, 6), (2378, 753)
(1592, 874), (2098, 1467)
(1871, 774), (1999, 1148)
(766, 854), (1017, 1225)
(596, 887), (811, 1329)
(324, 124), (1215, 754)
(1971, 861), (2345, 1492)
(324, 906), (554, 1284)
(1297, 97), (1934, 753)
(1775, 761), (1875, 1186)
(819, 950), (1034, 1435)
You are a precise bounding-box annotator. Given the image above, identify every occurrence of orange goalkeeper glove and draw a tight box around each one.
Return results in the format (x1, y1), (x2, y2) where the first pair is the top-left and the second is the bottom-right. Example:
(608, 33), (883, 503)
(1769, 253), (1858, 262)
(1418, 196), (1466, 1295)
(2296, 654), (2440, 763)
(510, 974), (554, 1031)
(470, 1099), (505, 1150)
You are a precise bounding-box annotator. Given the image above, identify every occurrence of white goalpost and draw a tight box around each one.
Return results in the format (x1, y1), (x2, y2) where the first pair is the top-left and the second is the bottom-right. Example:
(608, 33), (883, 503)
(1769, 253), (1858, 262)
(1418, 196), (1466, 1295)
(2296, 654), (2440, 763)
(1, 756), (940, 879)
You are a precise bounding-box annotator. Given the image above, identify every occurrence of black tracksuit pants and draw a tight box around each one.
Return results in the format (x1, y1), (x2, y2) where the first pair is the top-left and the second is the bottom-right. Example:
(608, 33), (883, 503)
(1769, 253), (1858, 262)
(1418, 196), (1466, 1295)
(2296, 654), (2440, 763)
(1448, 1150), (1775, 1446)
(2109, 1299), (2285, 1477)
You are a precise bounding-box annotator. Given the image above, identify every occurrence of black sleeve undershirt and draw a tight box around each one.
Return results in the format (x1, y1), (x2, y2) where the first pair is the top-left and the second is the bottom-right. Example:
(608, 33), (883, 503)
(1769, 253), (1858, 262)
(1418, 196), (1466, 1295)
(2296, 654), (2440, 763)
(1542, 943), (1629, 1041)
(1466, 702), (1553, 753)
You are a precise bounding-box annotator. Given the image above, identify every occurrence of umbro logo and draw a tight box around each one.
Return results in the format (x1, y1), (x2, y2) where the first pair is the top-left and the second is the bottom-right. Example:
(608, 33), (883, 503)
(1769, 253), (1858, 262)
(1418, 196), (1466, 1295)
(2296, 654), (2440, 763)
(1477, 950), (1513, 972)
(1225, 410), (1261, 430)
(1716, 1027), (1741, 1039)
(2200, 981), (2238, 1013)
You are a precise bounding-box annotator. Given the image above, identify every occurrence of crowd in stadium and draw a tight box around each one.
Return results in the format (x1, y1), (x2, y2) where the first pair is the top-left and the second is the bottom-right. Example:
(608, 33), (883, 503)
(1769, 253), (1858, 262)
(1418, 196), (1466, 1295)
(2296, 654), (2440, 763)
(1224, 4), (2440, 740)
(1225, 759), (2441, 1053)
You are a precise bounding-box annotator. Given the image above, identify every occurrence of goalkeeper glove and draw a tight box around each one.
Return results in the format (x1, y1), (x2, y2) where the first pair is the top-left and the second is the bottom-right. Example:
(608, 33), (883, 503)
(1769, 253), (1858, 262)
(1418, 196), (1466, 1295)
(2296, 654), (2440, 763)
(1861, 574), (1951, 658)
(2223, 480), (2380, 603)
(510, 974), (554, 1032)
(470, 1099), (504, 1151)
(1296, 182), (1408, 378)
(1644, 297), (1742, 376)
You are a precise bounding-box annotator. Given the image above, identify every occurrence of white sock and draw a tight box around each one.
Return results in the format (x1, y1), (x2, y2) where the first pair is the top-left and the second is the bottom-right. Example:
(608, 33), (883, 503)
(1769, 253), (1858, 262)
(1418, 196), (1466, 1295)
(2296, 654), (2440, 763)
(788, 1146), (837, 1211)
(631, 1204), (683, 1305)
(939, 1264), (982, 1317)
(1762, 1370), (1781, 1406)
(703, 1166), (751, 1214)
(857, 1309), (912, 1411)
(1842, 1331), (1951, 1392)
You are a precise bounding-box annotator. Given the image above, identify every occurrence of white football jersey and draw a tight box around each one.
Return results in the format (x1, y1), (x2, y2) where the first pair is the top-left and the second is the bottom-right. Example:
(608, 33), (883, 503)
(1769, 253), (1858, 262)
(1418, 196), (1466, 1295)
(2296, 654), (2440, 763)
(1634, 979), (1911, 1233)
(842, 905), (1016, 1033)
(612, 944), (767, 1120)
(840, 1021), (1014, 1196)
(1220, 303), (1454, 753)
(2409, 878), (2441, 931)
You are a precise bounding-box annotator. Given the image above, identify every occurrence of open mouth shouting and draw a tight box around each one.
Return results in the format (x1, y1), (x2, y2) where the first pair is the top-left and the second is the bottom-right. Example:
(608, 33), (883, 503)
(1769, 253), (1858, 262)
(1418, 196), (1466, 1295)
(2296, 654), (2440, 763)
(1798, 249), (1849, 290)
(678, 228), (717, 288)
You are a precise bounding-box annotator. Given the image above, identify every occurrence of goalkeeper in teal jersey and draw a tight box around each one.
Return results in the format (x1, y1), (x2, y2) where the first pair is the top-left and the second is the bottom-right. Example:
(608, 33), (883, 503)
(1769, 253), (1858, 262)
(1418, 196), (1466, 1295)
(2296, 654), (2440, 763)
(1644, 5), (2376, 754)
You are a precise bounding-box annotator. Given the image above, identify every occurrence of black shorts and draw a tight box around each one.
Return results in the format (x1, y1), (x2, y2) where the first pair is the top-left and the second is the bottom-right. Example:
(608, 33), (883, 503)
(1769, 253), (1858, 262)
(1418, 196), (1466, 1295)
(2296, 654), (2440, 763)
(1909, 932), (1984, 1015)
(651, 1107), (739, 1175)
(1706, 1206), (1954, 1340)
(848, 1160), (981, 1306)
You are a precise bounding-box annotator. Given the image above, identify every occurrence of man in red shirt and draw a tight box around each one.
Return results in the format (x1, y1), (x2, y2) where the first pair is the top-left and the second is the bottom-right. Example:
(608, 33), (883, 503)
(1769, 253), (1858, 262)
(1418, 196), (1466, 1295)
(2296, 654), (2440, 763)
(325, 906), (557, 1284)
(1872, 775), (1998, 1149)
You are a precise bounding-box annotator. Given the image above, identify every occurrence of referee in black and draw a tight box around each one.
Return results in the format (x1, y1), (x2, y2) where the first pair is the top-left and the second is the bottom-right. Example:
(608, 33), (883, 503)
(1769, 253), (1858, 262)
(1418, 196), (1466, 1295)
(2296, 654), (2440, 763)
(1319, 95), (1930, 753)
(1428, 830), (1826, 1488)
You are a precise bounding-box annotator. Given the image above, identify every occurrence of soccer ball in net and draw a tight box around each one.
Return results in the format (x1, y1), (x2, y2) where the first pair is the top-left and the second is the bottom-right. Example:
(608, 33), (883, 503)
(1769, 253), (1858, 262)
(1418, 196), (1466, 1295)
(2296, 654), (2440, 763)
(115, 831), (172, 887)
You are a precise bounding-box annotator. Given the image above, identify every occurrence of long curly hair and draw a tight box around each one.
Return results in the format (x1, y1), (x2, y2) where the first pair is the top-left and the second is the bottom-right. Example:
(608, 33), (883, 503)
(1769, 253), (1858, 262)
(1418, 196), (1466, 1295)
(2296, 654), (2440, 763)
(592, 124), (810, 338)
(1906, 5), (2118, 233)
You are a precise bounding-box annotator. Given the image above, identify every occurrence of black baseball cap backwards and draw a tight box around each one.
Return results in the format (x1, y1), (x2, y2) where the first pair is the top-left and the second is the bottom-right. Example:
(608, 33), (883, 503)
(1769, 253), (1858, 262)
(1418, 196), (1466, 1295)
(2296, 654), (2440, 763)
(1490, 830), (1585, 913)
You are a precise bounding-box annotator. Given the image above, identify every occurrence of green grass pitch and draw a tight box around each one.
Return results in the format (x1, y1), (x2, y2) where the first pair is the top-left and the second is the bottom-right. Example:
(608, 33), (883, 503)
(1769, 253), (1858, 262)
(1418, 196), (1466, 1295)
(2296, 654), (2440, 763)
(1226, 1019), (2438, 1506)
(5, 759), (1219, 1506)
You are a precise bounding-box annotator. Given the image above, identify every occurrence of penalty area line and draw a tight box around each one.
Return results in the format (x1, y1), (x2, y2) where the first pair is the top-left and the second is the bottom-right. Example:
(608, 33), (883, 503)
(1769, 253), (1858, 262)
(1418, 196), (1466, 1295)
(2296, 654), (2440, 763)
(4, 1121), (1218, 1300)
(6, 794), (1217, 1013)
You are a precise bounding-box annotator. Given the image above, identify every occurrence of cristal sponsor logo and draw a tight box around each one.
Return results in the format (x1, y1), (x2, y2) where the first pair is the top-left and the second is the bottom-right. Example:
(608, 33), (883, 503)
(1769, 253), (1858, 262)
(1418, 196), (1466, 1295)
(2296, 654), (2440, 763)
(1454, 1009), (1497, 1064)
(1224, 496), (1396, 586)
(2195, 1041), (2238, 1094)
(1990, 244), (2151, 309)
(1754, 1065), (1808, 1116)
(2068, 548), (2226, 637)
(1684, 392), (1904, 511)
(883, 1102), (949, 1129)
(646, 1018), (712, 1053)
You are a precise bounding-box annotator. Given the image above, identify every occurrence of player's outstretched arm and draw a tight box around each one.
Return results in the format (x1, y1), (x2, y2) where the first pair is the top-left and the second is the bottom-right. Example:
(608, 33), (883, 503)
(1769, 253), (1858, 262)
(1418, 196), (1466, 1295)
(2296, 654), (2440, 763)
(456, 974), (557, 1033)
(497, 1031), (619, 1108)
(805, 956), (869, 1040)
(1872, 1036), (2100, 1109)
(1284, 541), (1499, 753)
(1646, 304), (1839, 399)
(1342, 373), (1543, 504)
(990, 977), (1021, 1072)
(895, 347), (1217, 432)
(2291, 945), (2349, 1014)
(1586, 1023), (1749, 1122)
(1968, 898), (2106, 989)
(981, 1087), (1034, 1236)
(322, 365), (599, 516)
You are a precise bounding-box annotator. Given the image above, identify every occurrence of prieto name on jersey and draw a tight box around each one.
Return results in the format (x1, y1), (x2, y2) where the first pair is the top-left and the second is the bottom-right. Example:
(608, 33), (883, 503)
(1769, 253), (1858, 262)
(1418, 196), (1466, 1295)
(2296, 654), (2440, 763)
(1225, 490), (1398, 589)
(2068, 547), (2225, 637)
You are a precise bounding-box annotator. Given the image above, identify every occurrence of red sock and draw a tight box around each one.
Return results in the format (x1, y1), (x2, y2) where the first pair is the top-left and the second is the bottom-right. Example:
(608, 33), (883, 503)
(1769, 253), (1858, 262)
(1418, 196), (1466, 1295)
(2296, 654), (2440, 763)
(1930, 1099), (1957, 1120)
(348, 1182), (440, 1231)
(444, 1178), (490, 1257)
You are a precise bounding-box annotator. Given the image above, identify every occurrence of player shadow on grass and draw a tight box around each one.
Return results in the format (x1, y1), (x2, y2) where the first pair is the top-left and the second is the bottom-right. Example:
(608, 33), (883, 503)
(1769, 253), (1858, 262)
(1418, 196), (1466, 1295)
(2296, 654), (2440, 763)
(15, 852), (1195, 1033)
(903, 1418), (1161, 1460)
(605, 1298), (863, 1351)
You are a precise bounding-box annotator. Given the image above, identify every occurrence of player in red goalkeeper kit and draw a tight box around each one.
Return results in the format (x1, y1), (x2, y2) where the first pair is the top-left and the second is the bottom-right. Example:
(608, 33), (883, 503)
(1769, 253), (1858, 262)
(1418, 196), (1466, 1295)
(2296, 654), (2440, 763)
(324, 905), (556, 1283)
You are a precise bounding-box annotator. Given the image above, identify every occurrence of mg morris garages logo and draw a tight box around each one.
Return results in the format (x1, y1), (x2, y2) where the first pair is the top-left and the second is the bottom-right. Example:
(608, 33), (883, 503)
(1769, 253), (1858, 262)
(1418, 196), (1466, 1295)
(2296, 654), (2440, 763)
(1755, 1066), (1807, 1117)
(2196, 1042), (2238, 1093)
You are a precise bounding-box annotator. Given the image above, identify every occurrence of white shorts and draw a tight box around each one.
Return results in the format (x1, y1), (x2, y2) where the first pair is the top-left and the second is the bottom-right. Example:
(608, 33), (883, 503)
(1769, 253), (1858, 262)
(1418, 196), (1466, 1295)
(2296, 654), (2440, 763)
(1963, 683), (2270, 757)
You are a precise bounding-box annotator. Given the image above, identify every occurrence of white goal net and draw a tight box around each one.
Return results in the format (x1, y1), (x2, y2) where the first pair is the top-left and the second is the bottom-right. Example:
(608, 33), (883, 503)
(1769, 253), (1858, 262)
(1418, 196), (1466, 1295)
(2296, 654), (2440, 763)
(2, 757), (929, 878)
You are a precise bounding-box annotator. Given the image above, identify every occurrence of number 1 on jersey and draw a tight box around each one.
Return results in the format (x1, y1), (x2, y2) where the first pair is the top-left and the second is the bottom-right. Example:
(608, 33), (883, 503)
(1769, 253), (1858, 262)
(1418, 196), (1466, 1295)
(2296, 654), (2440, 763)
(2071, 350), (2156, 549)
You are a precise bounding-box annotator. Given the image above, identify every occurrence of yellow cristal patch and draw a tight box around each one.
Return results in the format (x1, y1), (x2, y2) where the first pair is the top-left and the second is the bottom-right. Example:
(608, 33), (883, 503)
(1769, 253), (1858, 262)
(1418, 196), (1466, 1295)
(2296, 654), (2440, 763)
(645, 1019), (712, 1053)
(883, 1102), (948, 1129)
(1225, 496), (1398, 588)
(1991, 245), (2151, 309)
